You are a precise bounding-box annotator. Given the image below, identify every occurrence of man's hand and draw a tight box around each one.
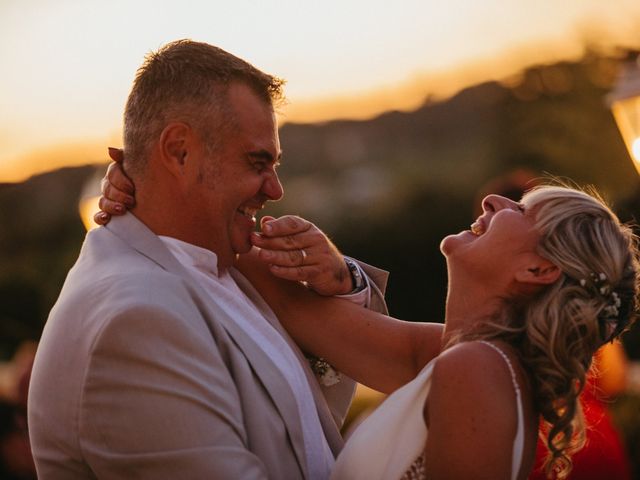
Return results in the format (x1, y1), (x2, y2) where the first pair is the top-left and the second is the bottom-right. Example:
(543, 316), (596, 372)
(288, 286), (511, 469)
(250, 216), (353, 296)
(93, 147), (135, 226)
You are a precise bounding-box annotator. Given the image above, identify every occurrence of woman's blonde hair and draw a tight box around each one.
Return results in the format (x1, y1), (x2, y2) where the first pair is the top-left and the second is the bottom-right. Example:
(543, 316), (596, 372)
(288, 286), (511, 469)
(458, 185), (639, 478)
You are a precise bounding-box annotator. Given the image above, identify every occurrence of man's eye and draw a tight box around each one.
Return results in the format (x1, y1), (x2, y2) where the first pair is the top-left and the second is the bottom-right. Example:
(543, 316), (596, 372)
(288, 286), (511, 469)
(253, 162), (267, 172)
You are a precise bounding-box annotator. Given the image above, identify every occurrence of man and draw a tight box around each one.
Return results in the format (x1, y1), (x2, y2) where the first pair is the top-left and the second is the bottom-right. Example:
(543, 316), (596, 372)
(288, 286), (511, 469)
(28, 40), (388, 479)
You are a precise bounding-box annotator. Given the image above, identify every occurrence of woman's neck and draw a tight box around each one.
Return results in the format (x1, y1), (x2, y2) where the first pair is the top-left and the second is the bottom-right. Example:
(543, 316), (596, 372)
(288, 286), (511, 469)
(442, 277), (505, 347)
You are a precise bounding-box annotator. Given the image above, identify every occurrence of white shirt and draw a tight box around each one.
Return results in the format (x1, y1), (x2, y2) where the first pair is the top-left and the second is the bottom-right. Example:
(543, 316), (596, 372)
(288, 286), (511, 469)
(159, 236), (368, 479)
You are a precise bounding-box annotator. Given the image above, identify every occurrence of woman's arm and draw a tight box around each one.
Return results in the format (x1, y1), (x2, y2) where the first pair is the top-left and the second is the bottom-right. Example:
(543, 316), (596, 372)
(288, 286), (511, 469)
(236, 249), (443, 393)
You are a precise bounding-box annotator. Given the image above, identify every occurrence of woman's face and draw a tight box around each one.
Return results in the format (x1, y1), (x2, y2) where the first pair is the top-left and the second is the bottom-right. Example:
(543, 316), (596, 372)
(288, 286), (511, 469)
(440, 194), (541, 282)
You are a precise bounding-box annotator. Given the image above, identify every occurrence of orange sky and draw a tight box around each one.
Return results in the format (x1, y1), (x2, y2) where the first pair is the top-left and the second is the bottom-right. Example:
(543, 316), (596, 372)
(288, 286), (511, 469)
(1, 0), (639, 183)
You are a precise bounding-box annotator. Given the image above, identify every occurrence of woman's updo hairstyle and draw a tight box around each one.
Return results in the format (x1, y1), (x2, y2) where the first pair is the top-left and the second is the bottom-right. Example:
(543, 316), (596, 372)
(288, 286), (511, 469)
(519, 185), (639, 478)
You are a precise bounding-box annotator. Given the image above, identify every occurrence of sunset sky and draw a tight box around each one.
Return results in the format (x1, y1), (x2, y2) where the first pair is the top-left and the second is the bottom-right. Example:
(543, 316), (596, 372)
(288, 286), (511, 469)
(1, 0), (640, 182)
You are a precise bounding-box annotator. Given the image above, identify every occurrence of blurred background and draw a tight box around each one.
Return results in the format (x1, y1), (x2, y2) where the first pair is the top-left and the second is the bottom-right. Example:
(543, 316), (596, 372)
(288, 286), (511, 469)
(2, 0), (640, 478)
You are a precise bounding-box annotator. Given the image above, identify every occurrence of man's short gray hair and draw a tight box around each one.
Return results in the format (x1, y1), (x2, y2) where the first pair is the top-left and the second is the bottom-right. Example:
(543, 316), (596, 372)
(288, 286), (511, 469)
(123, 39), (285, 177)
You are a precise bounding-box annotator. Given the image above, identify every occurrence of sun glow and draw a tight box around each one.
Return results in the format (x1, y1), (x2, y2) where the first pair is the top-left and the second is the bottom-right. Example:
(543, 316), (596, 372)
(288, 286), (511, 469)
(79, 195), (101, 231)
(632, 137), (640, 163)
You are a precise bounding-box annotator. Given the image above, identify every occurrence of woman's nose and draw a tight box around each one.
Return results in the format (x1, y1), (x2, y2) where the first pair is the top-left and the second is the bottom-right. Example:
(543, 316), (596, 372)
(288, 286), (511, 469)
(481, 194), (519, 213)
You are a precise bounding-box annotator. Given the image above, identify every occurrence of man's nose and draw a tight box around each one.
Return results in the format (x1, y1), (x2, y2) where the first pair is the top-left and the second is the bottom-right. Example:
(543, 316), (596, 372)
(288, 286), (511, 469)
(263, 170), (284, 201)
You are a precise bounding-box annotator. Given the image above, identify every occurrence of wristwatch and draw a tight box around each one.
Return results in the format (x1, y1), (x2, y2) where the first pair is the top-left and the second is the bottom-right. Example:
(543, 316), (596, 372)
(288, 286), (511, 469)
(344, 257), (366, 293)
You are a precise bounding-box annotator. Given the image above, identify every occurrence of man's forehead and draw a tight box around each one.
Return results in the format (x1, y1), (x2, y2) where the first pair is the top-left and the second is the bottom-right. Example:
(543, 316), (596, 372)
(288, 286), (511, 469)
(226, 82), (273, 111)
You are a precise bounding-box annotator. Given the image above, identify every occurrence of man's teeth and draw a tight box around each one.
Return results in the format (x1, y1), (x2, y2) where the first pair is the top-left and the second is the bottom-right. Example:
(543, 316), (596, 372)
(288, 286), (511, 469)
(470, 222), (484, 236)
(238, 207), (258, 219)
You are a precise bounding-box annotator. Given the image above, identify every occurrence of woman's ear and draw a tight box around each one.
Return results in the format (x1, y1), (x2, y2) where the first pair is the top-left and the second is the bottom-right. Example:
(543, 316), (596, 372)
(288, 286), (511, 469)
(515, 255), (561, 286)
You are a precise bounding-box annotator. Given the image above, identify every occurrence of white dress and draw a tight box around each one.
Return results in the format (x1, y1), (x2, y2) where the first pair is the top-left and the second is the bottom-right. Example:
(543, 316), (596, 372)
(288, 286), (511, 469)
(330, 341), (525, 480)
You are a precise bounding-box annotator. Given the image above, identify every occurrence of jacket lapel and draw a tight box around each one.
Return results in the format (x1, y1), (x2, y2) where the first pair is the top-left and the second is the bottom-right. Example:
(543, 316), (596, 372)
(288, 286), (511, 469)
(104, 214), (311, 476)
(231, 269), (348, 456)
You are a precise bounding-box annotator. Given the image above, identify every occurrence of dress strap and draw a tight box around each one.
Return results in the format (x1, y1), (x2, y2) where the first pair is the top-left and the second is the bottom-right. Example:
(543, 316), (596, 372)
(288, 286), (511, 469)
(476, 340), (524, 480)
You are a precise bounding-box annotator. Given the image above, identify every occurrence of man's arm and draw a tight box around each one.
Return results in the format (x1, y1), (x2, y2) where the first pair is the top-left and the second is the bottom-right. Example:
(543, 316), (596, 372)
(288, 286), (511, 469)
(250, 215), (353, 296)
(251, 215), (390, 312)
(346, 258), (389, 314)
(80, 304), (269, 479)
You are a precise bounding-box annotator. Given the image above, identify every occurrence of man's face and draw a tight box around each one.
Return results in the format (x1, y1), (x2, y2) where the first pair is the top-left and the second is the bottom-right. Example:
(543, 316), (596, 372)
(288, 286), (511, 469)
(189, 82), (283, 268)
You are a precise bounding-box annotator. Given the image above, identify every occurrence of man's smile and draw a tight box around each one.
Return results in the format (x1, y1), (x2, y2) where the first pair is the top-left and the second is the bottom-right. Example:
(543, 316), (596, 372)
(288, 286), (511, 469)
(237, 205), (260, 221)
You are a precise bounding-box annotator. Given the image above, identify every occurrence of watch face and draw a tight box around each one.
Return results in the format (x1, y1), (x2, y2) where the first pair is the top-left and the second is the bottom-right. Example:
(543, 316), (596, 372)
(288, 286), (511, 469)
(346, 258), (365, 292)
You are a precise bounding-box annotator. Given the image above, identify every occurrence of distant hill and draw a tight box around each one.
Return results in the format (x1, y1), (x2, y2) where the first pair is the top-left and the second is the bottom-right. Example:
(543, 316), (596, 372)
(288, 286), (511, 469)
(275, 52), (635, 229)
(0, 165), (100, 356)
(271, 52), (640, 330)
(1, 50), (639, 358)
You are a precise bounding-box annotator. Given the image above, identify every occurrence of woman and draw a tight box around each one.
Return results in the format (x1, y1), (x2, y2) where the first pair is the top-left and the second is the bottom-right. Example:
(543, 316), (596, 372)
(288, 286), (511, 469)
(235, 185), (639, 479)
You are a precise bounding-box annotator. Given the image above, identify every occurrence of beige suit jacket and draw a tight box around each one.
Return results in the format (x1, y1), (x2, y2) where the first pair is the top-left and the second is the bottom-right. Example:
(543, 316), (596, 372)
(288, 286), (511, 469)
(28, 213), (388, 479)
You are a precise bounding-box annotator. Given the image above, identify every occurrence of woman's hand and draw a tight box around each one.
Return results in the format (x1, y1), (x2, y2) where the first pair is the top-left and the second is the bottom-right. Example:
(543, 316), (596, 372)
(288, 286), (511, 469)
(94, 148), (135, 226)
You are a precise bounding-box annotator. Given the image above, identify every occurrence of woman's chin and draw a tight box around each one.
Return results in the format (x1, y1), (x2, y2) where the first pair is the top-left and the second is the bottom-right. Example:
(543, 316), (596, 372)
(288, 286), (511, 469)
(440, 231), (475, 256)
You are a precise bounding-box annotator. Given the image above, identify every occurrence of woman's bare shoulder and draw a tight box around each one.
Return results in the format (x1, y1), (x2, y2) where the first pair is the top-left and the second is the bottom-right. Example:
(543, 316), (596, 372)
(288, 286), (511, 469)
(434, 341), (514, 379)
(429, 341), (519, 417)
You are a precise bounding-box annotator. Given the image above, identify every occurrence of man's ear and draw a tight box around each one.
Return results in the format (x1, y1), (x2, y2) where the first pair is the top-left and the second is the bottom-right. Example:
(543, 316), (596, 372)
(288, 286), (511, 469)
(158, 122), (192, 177)
(515, 255), (561, 286)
